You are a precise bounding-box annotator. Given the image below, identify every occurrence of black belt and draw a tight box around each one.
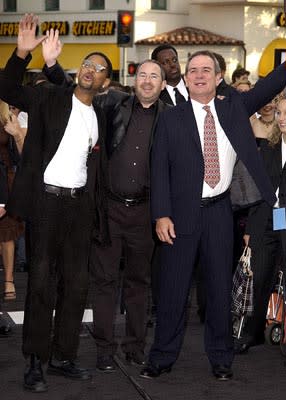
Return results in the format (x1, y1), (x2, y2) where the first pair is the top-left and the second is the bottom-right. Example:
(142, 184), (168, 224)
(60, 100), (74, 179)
(107, 191), (149, 207)
(201, 189), (230, 207)
(44, 184), (85, 199)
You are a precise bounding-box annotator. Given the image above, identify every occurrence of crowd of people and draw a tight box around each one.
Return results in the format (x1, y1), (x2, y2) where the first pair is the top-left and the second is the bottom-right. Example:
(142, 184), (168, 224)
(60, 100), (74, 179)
(1, 12), (286, 393)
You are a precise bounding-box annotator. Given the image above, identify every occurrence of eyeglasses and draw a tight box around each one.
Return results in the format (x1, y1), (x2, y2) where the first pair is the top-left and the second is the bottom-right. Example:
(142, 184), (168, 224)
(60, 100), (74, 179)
(137, 72), (161, 81)
(81, 59), (107, 73)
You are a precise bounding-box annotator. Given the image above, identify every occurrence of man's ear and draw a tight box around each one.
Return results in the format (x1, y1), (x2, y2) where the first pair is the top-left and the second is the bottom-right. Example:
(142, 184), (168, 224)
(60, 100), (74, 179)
(161, 79), (167, 91)
(103, 78), (111, 89)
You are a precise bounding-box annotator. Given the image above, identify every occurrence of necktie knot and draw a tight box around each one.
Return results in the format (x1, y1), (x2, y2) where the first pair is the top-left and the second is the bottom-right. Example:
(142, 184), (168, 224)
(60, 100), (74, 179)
(173, 87), (186, 105)
(203, 105), (211, 113)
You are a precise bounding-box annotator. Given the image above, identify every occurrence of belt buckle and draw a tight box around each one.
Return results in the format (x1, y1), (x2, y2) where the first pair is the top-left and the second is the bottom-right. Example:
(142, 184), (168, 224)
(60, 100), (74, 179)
(71, 188), (77, 199)
(124, 198), (134, 207)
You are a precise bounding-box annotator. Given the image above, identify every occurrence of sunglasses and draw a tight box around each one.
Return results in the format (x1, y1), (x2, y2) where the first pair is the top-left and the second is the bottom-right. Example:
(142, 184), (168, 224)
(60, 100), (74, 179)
(81, 59), (107, 73)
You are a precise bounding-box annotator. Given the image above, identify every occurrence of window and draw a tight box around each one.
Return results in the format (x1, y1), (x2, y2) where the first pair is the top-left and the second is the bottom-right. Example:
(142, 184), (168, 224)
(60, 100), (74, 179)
(45, 0), (59, 11)
(151, 0), (166, 10)
(3, 0), (16, 12)
(89, 0), (104, 10)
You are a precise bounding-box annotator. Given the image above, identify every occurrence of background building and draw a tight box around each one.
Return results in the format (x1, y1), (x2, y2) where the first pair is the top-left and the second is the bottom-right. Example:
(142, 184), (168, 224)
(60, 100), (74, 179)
(0, 0), (286, 84)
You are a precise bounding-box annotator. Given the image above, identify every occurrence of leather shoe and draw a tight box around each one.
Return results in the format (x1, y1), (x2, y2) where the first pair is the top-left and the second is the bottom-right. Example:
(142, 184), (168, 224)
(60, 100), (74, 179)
(0, 324), (12, 337)
(126, 351), (146, 366)
(96, 355), (116, 373)
(140, 363), (172, 379)
(47, 359), (91, 380)
(24, 354), (48, 392)
(212, 364), (233, 381)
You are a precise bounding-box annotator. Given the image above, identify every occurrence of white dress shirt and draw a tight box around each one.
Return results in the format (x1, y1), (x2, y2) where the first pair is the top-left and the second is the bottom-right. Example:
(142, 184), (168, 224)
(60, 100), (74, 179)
(191, 98), (237, 198)
(166, 78), (189, 105)
(274, 135), (286, 207)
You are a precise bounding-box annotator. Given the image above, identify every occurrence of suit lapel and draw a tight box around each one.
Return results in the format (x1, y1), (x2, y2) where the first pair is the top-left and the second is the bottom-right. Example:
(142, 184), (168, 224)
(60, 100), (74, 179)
(179, 101), (202, 151)
(160, 89), (174, 105)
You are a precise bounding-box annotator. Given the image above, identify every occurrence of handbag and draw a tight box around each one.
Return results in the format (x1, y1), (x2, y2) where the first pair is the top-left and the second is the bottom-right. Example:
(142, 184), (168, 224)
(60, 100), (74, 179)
(231, 246), (254, 316)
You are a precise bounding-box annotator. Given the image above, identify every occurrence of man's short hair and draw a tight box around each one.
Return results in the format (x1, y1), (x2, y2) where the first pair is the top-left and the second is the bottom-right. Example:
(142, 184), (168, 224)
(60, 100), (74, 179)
(151, 44), (178, 61)
(85, 52), (113, 79)
(185, 50), (221, 75)
(135, 59), (166, 81)
(231, 67), (250, 83)
(213, 53), (226, 73)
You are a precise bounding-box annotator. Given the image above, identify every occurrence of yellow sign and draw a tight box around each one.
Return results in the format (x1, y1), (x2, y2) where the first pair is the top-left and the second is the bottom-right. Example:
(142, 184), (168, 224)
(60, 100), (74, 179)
(72, 21), (115, 36)
(0, 23), (18, 36)
(258, 38), (286, 77)
(276, 12), (286, 27)
(41, 21), (69, 35)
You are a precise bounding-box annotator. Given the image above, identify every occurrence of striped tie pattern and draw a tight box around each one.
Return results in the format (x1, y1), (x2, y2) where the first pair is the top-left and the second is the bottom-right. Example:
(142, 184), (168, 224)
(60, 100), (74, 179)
(203, 105), (220, 188)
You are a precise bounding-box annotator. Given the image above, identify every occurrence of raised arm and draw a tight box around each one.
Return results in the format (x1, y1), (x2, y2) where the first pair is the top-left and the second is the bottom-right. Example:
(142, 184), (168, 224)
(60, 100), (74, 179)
(41, 28), (62, 68)
(16, 13), (45, 59)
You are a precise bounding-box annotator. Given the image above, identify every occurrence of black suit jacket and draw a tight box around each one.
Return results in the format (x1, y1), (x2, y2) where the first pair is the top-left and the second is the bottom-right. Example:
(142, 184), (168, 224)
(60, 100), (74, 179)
(246, 139), (286, 241)
(151, 62), (286, 234)
(0, 51), (109, 244)
(216, 78), (233, 96)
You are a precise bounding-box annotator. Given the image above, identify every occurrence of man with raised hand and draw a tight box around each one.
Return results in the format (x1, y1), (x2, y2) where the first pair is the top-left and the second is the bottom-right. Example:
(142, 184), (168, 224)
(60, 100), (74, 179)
(0, 14), (110, 392)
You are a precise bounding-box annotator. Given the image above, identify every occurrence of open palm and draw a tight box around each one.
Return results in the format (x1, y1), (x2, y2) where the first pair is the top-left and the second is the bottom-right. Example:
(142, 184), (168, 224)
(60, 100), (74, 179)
(17, 14), (45, 53)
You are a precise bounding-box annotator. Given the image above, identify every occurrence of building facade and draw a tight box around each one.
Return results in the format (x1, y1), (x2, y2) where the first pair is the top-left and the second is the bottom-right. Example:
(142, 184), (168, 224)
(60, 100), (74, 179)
(0, 0), (285, 84)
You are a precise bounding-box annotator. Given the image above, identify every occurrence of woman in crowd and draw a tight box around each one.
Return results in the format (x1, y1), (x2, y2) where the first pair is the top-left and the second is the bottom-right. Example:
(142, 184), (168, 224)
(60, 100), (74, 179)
(0, 100), (24, 300)
(251, 100), (276, 147)
(236, 96), (286, 353)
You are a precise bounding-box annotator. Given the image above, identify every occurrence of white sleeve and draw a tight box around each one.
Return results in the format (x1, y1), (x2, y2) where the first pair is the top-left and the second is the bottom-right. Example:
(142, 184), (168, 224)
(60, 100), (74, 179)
(17, 112), (28, 128)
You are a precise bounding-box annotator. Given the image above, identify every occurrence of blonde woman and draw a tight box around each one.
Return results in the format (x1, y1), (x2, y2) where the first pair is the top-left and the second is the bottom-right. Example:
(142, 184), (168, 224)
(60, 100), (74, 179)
(236, 97), (286, 354)
(0, 100), (24, 300)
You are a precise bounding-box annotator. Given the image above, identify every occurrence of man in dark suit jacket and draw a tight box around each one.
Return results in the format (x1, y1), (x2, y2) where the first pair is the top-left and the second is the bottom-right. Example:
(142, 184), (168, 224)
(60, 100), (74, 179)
(151, 44), (188, 105)
(0, 15), (110, 392)
(140, 50), (285, 381)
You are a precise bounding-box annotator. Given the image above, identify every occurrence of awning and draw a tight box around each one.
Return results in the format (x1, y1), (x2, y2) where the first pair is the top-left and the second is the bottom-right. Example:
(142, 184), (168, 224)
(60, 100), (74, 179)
(0, 43), (120, 70)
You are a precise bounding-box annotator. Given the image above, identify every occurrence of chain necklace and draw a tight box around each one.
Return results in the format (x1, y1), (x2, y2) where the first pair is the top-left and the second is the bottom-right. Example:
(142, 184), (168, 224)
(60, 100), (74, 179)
(258, 116), (275, 127)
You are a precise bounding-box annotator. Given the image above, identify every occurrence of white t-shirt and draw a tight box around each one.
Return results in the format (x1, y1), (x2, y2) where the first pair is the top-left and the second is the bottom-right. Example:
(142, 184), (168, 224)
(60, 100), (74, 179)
(44, 94), (98, 188)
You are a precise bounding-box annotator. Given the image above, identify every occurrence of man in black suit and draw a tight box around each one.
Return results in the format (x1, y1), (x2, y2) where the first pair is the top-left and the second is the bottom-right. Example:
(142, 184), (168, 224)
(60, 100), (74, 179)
(151, 44), (188, 105)
(140, 50), (285, 381)
(0, 15), (110, 392)
(213, 53), (232, 96)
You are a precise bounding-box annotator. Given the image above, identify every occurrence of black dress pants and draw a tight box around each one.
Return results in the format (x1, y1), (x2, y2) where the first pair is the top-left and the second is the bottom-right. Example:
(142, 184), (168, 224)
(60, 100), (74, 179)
(22, 191), (92, 363)
(90, 198), (154, 357)
(243, 217), (285, 344)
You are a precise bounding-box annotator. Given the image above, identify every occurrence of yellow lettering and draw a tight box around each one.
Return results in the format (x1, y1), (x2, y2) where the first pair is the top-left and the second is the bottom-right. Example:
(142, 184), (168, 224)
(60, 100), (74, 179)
(99, 21), (105, 35)
(59, 22), (66, 35)
(86, 22), (92, 35)
(105, 21), (113, 35)
(92, 22), (99, 35)
(72, 22), (79, 36)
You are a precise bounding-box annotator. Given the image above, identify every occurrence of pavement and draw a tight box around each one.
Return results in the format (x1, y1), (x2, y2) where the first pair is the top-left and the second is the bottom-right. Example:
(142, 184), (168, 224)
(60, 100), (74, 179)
(1, 270), (286, 400)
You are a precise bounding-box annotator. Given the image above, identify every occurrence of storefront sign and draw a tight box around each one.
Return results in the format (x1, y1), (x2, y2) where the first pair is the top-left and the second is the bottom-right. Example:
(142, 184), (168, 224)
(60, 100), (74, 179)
(41, 21), (69, 35)
(0, 22), (18, 36)
(72, 21), (116, 36)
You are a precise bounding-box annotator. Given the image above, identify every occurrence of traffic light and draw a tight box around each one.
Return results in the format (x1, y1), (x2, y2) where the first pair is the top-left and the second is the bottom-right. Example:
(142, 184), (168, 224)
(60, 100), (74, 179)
(128, 62), (139, 76)
(117, 10), (134, 47)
